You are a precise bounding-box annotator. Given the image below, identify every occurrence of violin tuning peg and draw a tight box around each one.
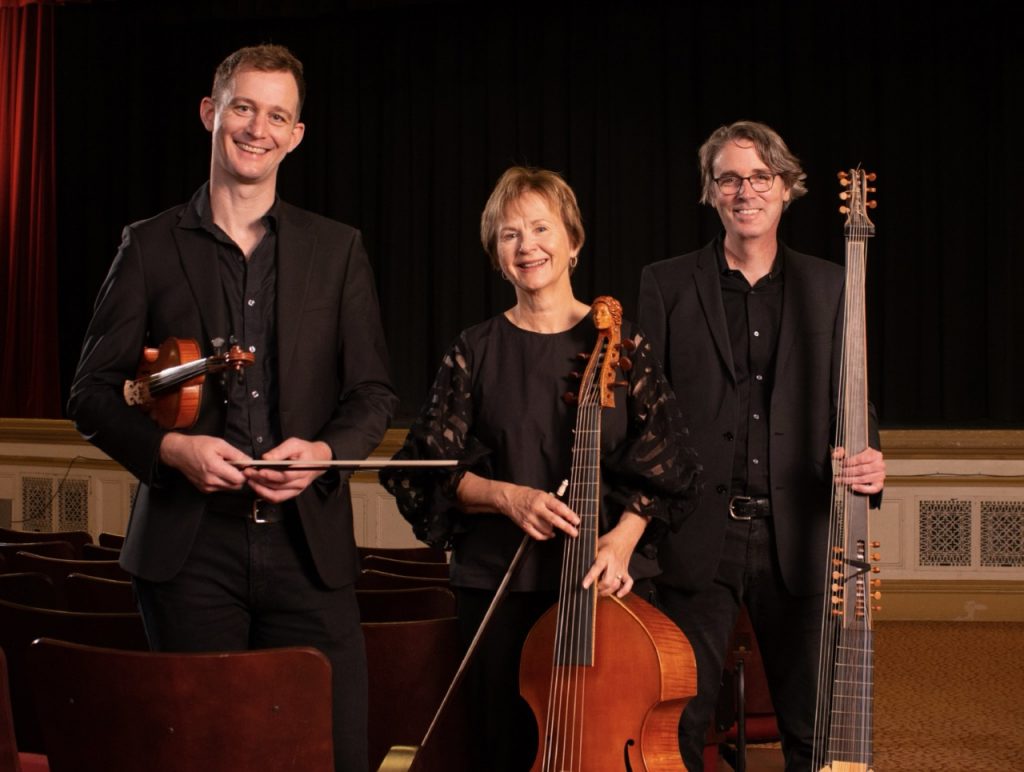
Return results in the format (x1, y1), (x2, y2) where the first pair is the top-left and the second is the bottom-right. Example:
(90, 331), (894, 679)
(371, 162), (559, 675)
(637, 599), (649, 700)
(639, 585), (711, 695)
(569, 370), (582, 380)
(576, 352), (590, 360)
(866, 172), (877, 181)
(867, 200), (878, 209)
(618, 356), (633, 372)
(612, 380), (628, 388)
(619, 339), (637, 352)
(562, 391), (577, 405)
(839, 191), (849, 200)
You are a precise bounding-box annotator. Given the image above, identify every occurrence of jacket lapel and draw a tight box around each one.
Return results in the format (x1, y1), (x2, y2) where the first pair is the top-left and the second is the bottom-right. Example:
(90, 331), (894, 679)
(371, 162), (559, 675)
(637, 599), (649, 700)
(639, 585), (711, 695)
(173, 226), (228, 353)
(774, 244), (803, 386)
(694, 243), (736, 383)
(275, 203), (316, 378)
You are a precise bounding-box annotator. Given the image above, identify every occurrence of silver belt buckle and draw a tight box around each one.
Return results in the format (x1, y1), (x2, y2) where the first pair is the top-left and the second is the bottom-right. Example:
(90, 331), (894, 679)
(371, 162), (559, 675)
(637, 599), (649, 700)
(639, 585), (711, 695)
(728, 495), (753, 521)
(251, 499), (268, 524)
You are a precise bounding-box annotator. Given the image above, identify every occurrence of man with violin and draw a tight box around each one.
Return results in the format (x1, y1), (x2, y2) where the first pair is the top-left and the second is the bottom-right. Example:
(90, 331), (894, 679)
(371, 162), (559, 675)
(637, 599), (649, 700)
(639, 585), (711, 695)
(69, 44), (397, 772)
(638, 121), (886, 771)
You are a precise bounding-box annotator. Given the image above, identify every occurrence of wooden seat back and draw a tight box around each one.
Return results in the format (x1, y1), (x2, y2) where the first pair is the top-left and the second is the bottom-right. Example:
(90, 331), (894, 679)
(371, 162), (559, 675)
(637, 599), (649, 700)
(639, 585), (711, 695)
(28, 639), (334, 772)
(64, 574), (134, 614)
(0, 598), (147, 753)
(0, 529), (91, 557)
(361, 555), (449, 579)
(8, 554), (128, 608)
(363, 617), (469, 771)
(0, 573), (58, 610)
(356, 587), (456, 623)
(357, 545), (447, 563)
(356, 570), (449, 591)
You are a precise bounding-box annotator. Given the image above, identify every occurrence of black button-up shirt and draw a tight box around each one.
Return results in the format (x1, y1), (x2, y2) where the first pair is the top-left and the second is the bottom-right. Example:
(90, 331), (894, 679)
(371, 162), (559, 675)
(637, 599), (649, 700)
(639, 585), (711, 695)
(187, 188), (282, 459)
(717, 241), (784, 497)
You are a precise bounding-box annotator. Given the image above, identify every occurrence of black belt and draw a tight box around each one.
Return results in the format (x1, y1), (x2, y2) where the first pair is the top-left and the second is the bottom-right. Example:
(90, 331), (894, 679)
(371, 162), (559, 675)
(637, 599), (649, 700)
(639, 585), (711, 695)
(206, 494), (288, 524)
(728, 496), (772, 520)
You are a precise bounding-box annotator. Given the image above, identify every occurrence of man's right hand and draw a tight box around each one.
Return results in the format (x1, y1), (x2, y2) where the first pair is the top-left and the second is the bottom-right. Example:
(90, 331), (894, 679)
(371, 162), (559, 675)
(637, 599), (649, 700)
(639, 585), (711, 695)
(159, 432), (250, 493)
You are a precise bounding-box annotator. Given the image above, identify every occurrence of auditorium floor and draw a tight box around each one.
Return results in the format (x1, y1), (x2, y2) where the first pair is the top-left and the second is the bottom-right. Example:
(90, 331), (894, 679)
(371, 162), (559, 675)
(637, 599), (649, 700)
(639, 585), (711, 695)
(713, 620), (1024, 772)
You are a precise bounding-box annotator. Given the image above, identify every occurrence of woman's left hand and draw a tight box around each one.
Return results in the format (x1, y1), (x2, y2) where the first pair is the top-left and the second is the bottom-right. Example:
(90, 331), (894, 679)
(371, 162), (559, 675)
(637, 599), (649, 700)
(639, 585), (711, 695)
(582, 511), (648, 598)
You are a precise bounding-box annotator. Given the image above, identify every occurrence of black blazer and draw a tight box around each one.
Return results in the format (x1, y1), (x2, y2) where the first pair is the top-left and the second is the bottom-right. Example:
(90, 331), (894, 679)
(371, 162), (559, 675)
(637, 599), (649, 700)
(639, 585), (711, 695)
(69, 191), (398, 588)
(638, 240), (878, 596)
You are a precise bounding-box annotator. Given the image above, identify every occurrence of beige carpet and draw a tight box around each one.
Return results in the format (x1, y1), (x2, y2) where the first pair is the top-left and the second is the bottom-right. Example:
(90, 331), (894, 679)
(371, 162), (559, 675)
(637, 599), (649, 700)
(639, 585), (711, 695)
(874, 621), (1024, 771)
(719, 621), (1024, 771)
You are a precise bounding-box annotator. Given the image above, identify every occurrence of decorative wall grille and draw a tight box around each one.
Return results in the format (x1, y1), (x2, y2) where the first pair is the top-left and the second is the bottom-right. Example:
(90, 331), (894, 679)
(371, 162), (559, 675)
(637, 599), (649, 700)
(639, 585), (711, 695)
(21, 476), (53, 532)
(58, 478), (90, 531)
(18, 476), (89, 532)
(980, 501), (1024, 568)
(919, 499), (972, 567)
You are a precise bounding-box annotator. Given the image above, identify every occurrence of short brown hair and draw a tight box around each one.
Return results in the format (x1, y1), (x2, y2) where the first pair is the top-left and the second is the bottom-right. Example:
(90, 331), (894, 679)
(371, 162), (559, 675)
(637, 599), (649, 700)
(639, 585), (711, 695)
(480, 166), (585, 270)
(212, 44), (306, 119)
(698, 121), (807, 208)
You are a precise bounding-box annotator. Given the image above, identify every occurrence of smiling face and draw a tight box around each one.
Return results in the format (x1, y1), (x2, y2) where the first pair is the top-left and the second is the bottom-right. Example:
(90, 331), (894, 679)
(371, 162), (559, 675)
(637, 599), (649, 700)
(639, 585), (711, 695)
(200, 68), (305, 189)
(711, 139), (791, 246)
(496, 191), (578, 295)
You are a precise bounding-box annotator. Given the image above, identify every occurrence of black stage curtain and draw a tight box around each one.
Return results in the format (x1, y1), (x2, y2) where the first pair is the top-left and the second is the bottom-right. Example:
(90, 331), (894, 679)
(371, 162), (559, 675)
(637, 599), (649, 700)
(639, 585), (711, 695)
(53, 0), (1022, 425)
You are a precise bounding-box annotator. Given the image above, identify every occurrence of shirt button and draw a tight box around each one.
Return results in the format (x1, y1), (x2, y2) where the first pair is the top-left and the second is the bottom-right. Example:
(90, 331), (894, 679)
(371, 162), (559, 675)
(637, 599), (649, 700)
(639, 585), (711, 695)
(753, 330), (760, 337)
(753, 413), (760, 420)
(752, 458), (760, 465)
(251, 390), (260, 399)
(247, 298), (256, 307)
(248, 345), (256, 353)
(256, 435), (264, 444)
(755, 374), (764, 381)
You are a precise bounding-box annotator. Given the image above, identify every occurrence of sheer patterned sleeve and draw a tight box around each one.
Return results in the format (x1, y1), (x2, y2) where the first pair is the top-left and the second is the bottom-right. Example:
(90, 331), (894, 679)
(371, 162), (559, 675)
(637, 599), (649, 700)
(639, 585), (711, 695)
(379, 334), (491, 549)
(603, 327), (702, 549)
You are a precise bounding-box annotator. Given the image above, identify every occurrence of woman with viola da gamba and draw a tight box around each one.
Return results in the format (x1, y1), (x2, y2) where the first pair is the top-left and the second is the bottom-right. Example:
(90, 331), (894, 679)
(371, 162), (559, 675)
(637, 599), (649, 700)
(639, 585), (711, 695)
(381, 166), (700, 771)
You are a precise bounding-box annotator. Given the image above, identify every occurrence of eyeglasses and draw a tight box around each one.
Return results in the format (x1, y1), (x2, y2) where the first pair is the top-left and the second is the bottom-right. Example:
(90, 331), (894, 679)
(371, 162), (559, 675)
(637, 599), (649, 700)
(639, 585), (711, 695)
(713, 173), (777, 195)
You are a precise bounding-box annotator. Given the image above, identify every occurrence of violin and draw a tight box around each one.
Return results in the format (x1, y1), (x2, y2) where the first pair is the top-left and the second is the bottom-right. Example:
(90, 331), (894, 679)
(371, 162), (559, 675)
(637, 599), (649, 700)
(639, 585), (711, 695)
(123, 337), (255, 429)
(518, 296), (697, 771)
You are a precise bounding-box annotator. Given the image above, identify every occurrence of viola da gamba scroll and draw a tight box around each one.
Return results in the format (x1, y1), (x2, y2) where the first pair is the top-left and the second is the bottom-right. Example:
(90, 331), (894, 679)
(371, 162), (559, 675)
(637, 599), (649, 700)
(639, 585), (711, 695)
(812, 170), (882, 772)
(518, 296), (697, 772)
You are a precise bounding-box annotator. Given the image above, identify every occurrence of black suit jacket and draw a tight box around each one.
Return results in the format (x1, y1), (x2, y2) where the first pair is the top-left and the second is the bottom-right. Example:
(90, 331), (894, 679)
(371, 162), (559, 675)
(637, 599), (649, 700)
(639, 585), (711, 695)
(69, 190), (398, 588)
(638, 240), (878, 596)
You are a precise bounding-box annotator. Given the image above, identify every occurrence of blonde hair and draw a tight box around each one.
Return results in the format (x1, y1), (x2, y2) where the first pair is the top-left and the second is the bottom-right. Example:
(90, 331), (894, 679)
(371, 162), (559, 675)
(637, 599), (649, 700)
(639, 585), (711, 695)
(480, 166), (585, 270)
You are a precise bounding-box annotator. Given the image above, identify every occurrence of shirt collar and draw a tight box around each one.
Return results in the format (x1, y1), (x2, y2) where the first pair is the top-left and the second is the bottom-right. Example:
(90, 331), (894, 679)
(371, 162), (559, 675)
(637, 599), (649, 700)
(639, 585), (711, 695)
(714, 233), (785, 282)
(181, 182), (280, 242)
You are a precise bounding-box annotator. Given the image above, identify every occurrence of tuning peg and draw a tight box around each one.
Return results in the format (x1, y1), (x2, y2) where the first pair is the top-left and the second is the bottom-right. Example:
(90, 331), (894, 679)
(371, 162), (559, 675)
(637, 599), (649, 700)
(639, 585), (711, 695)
(871, 566), (881, 574)
(866, 172), (877, 181)
(871, 591), (882, 600)
(562, 391), (577, 405)
(612, 380), (628, 388)
(867, 201), (878, 209)
(619, 339), (637, 352)
(576, 352), (589, 361)
(871, 552), (881, 561)
(839, 206), (850, 214)
(618, 356), (633, 372)
(872, 541), (881, 548)
(569, 370), (582, 380)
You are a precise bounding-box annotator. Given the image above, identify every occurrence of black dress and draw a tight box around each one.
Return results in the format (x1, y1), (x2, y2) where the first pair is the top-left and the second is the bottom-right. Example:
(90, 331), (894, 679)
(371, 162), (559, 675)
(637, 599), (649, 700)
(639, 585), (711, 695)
(380, 311), (700, 771)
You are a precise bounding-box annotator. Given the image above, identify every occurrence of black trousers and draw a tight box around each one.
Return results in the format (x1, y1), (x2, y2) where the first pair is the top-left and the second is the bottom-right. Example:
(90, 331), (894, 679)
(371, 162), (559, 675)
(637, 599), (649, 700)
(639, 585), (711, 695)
(133, 509), (367, 772)
(655, 517), (823, 772)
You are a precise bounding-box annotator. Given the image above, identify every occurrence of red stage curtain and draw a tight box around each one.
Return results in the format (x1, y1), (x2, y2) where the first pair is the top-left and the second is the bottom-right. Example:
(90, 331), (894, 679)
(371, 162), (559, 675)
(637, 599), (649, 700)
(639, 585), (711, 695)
(0, 0), (59, 417)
